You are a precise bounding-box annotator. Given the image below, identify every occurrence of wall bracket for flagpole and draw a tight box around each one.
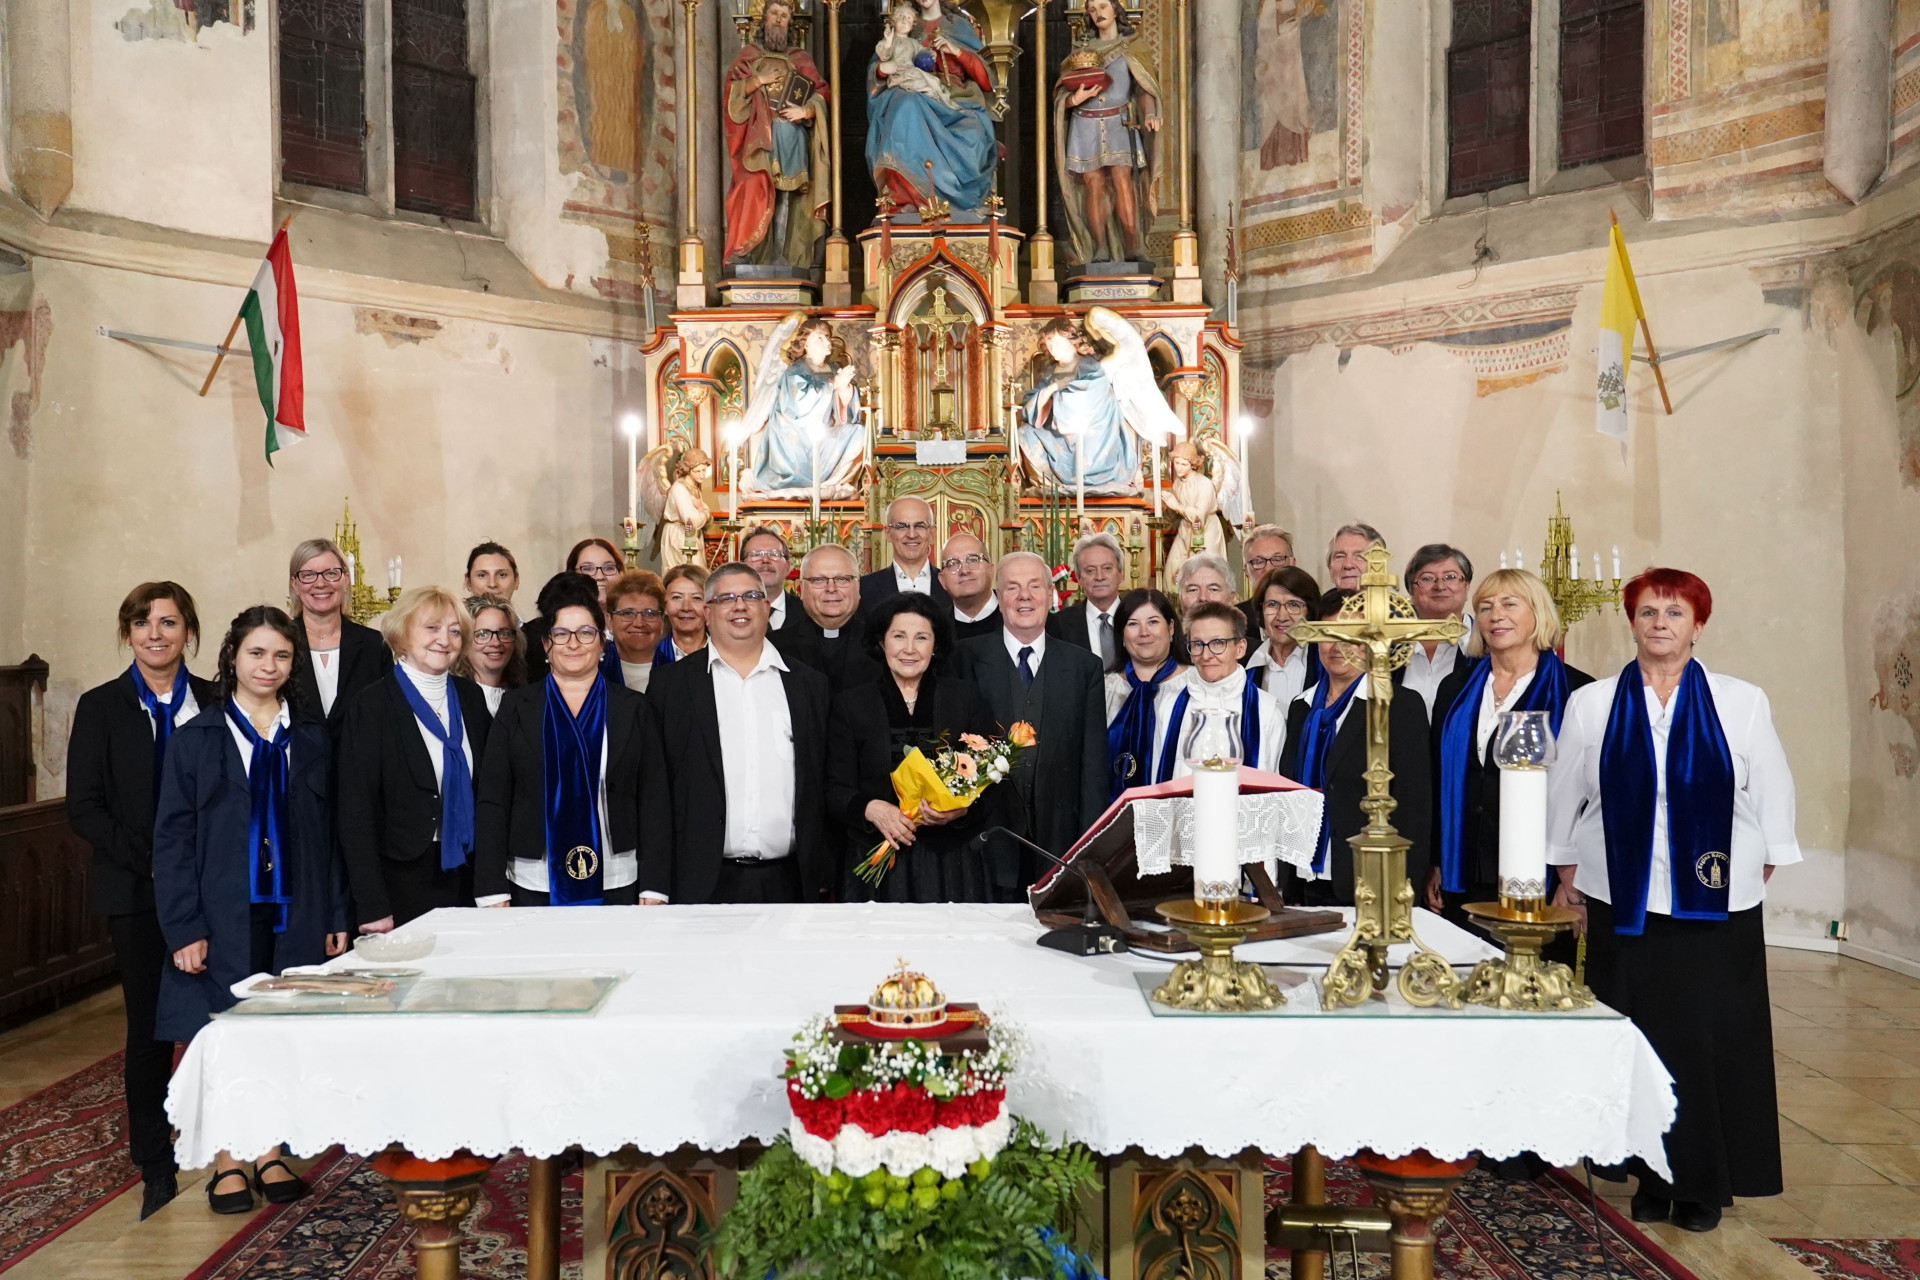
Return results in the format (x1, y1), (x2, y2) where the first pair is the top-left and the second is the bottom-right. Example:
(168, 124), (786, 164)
(98, 327), (250, 358)
(1632, 327), (1778, 367)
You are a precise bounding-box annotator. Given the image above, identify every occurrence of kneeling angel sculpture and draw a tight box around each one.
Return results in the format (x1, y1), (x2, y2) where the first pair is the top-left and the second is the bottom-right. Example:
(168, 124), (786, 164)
(1020, 308), (1184, 495)
(738, 312), (866, 499)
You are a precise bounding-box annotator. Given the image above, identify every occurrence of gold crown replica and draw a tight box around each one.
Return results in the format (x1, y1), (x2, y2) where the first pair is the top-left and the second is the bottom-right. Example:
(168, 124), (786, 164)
(1056, 46), (1112, 96)
(867, 959), (948, 1030)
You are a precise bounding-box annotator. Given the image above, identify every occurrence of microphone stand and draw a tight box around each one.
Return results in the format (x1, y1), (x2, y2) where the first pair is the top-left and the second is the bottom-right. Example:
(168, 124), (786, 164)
(974, 826), (1129, 956)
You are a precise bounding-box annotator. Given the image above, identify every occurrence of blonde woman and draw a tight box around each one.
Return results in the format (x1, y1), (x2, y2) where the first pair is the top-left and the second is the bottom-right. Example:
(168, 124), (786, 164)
(337, 587), (492, 931)
(458, 594), (527, 715)
(286, 536), (392, 728)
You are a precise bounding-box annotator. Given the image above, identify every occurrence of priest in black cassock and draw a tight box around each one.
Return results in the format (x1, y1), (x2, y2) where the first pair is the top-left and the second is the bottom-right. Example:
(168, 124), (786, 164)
(938, 533), (1001, 643)
(790, 544), (877, 691)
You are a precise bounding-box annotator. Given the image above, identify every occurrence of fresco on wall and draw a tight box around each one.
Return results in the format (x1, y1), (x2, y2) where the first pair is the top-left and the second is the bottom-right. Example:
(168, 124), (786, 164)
(1853, 254), (1920, 485)
(1240, 0), (1342, 185)
(1872, 594), (1920, 778)
(1702, 0), (1828, 86)
(116, 0), (254, 41)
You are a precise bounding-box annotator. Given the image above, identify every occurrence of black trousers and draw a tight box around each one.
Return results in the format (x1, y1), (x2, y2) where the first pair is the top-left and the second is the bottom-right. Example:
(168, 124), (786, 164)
(1586, 899), (1782, 1206)
(508, 882), (642, 907)
(713, 858), (802, 904)
(106, 911), (175, 1176)
(380, 848), (476, 927)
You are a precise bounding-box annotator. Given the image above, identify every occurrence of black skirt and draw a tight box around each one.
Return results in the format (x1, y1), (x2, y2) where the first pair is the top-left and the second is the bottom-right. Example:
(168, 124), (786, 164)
(1585, 898), (1782, 1206)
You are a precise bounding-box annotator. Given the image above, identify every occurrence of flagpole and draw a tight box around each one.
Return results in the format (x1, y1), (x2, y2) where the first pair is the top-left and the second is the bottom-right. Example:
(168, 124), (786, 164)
(1609, 209), (1672, 416)
(200, 212), (295, 398)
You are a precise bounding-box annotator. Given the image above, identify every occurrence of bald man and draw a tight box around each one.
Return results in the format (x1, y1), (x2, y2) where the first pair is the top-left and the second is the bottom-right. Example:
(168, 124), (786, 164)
(938, 533), (999, 642)
(859, 495), (952, 614)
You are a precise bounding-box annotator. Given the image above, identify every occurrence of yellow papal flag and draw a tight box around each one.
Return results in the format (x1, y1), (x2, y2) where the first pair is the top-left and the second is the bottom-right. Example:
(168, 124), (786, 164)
(1595, 222), (1645, 442)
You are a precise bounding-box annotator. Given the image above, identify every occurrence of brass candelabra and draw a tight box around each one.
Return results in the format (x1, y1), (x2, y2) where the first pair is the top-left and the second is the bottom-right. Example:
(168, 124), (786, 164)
(1532, 492), (1621, 629)
(334, 499), (400, 625)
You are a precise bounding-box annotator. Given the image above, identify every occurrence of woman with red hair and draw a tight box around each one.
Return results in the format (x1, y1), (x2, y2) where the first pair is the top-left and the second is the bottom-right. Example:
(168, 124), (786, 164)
(1547, 568), (1800, 1233)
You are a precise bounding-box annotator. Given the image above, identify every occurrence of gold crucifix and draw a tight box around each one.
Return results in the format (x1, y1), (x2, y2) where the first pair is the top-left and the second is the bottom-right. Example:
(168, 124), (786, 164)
(1286, 543), (1468, 1010)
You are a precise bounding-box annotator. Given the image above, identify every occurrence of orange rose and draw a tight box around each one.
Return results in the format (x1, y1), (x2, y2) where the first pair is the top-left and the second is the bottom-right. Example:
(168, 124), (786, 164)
(1008, 721), (1037, 748)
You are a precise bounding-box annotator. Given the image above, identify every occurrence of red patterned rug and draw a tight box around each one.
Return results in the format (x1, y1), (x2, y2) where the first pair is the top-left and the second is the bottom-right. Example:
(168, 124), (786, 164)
(184, 1153), (584, 1280)
(0, 1051), (140, 1274)
(1776, 1238), (1920, 1279)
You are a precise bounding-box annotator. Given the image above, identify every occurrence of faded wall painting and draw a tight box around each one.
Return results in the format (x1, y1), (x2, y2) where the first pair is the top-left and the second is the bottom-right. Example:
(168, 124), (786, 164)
(1701, 0), (1828, 87)
(1241, 0), (1343, 187)
(117, 0), (254, 41)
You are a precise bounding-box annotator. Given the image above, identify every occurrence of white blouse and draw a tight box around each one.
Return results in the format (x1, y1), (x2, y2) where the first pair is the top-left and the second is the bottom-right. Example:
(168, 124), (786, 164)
(1151, 667), (1287, 778)
(1547, 666), (1802, 916)
(1247, 640), (1310, 710)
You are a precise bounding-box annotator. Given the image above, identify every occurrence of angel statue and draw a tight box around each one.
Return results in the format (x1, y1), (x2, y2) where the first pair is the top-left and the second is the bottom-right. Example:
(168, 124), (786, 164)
(739, 313), (865, 498)
(1160, 438), (1246, 590)
(639, 445), (714, 570)
(1019, 308), (1184, 495)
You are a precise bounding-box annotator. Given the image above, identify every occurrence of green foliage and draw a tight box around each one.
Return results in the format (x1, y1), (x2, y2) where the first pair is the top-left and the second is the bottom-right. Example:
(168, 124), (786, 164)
(713, 1121), (1101, 1280)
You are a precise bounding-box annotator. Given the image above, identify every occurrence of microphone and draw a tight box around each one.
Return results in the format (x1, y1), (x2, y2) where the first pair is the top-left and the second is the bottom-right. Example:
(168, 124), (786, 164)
(975, 826), (1128, 956)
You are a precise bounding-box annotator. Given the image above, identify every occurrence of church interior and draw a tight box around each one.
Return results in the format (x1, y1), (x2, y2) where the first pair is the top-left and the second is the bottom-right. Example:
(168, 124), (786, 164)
(8, 0), (1920, 1278)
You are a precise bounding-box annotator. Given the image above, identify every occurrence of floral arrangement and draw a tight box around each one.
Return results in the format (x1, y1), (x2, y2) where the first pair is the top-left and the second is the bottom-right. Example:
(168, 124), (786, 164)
(853, 725), (1037, 887)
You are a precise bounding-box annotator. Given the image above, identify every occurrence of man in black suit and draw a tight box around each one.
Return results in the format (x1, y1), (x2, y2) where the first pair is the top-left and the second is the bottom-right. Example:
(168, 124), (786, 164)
(859, 495), (951, 613)
(648, 562), (832, 903)
(938, 532), (1000, 642)
(741, 525), (808, 640)
(789, 543), (876, 691)
(1236, 524), (1297, 651)
(1047, 531), (1124, 666)
(958, 551), (1107, 900)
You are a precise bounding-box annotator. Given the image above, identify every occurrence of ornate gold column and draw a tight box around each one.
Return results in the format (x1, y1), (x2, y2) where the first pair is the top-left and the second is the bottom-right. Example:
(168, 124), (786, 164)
(677, 0), (710, 308)
(371, 1150), (495, 1280)
(1028, 0), (1058, 306)
(1169, 0), (1202, 303)
(822, 0), (852, 305)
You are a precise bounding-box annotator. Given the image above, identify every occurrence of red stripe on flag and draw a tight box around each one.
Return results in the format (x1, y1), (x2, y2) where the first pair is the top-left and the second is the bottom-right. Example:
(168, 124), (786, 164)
(268, 228), (304, 435)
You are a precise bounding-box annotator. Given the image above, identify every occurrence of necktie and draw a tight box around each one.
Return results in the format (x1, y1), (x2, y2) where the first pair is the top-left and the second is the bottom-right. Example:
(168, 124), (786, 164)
(1097, 611), (1114, 666)
(1018, 646), (1035, 687)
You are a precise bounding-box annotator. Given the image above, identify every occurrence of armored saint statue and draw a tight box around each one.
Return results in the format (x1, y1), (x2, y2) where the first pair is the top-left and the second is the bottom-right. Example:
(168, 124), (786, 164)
(865, 0), (998, 217)
(1053, 0), (1163, 264)
(723, 0), (832, 268)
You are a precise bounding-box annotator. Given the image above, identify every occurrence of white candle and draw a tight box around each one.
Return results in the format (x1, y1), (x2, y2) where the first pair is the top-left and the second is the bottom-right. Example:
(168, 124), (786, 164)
(730, 440), (741, 521)
(1075, 430), (1086, 520)
(390, 556), (403, 591)
(1499, 551), (1509, 569)
(1593, 551), (1602, 580)
(1497, 768), (1549, 902)
(1569, 543), (1579, 578)
(1189, 764), (1241, 907)
(623, 413), (641, 529)
(1612, 545), (1621, 580)
(345, 552), (356, 585)
(1516, 546), (1525, 572)
(1151, 440), (1162, 517)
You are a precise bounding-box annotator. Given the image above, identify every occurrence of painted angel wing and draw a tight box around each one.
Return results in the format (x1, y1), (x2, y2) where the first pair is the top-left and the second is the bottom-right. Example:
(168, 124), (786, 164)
(1087, 306), (1185, 445)
(739, 311), (806, 439)
(638, 444), (675, 524)
(1204, 437), (1247, 528)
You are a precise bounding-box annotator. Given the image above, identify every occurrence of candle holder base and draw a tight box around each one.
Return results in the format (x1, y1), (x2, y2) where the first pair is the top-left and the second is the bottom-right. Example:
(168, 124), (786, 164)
(1150, 899), (1283, 1012)
(1460, 900), (1594, 1012)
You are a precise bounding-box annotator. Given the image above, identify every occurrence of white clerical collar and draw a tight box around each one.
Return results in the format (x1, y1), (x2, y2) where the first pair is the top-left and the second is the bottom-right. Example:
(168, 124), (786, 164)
(954, 596), (999, 624)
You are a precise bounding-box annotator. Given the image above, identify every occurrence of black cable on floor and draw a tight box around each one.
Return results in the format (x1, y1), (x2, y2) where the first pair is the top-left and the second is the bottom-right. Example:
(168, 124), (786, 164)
(1582, 1159), (1633, 1277)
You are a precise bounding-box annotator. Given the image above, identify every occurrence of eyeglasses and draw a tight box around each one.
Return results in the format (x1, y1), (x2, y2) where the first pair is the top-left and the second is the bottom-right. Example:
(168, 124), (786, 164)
(295, 567), (346, 585)
(1263, 598), (1308, 616)
(743, 549), (790, 564)
(1246, 553), (1295, 573)
(803, 574), (858, 588)
(887, 522), (933, 535)
(547, 627), (603, 646)
(472, 628), (513, 643)
(1413, 572), (1467, 589)
(708, 590), (769, 607)
(610, 607), (664, 622)
(940, 554), (989, 571)
(1189, 636), (1243, 657)
(577, 563), (620, 578)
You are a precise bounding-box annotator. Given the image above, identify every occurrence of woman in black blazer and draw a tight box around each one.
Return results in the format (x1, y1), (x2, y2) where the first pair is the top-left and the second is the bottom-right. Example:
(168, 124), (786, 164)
(65, 581), (218, 1218)
(286, 537), (392, 730)
(475, 592), (672, 906)
(338, 587), (493, 932)
(152, 606), (348, 1214)
(1278, 589), (1432, 907)
(827, 594), (1002, 903)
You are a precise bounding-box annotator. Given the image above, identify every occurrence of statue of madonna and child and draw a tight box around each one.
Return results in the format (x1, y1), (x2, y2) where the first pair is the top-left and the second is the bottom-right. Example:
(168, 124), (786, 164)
(865, 0), (998, 218)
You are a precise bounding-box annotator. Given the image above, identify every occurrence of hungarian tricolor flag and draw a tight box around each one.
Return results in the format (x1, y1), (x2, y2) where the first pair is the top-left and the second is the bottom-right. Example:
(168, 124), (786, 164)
(239, 227), (305, 462)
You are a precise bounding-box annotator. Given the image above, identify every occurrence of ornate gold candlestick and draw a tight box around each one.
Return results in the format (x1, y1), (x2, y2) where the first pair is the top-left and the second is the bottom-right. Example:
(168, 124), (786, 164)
(1150, 900), (1283, 1012)
(1459, 899), (1594, 1011)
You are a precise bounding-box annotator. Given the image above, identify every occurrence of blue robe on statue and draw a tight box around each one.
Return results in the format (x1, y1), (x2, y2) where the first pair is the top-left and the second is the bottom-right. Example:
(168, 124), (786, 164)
(747, 361), (865, 494)
(1020, 355), (1139, 492)
(865, 12), (998, 216)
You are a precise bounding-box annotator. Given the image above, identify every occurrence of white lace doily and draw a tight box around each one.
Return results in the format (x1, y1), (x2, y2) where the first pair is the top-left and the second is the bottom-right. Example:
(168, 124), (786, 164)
(1131, 790), (1326, 874)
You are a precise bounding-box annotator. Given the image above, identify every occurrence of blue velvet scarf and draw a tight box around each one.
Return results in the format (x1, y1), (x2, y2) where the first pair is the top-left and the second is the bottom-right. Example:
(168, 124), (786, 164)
(393, 669), (474, 873)
(130, 663), (191, 796)
(1296, 674), (1361, 874)
(653, 637), (678, 666)
(224, 701), (293, 933)
(1434, 651), (1572, 894)
(1598, 659), (1735, 935)
(541, 675), (609, 905)
(1107, 661), (1174, 799)
(598, 643), (625, 686)
(1154, 675), (1266, 781)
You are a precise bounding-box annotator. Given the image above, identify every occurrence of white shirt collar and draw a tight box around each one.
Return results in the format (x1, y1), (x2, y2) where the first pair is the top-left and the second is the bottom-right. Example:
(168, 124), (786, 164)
(397, 658), (449, 698)
(768, 591), (788, 626)
(894, 562), (934, 592)
(708, 639), (789, 678)
(1003, 628), (1047, 668)
(954, 595), (999, 624)
(1189, 665), (1247, 703)
(1251, 640), (1304, 672)
(1292, 675), (1369, 707)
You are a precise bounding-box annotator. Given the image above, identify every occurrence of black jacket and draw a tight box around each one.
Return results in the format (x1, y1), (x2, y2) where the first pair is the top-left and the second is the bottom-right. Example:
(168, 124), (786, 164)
(647, 649), (833, 903)
(1237, 598), (1265, 658)
(858, 566), (951, 616)
(1279, 685), (1433, 906)
(955, 634), (1107, 886)
(782, 611), (879, 693)
(473, 680), (672, 900)
(66, 670), (221, 916)
(336, 671), (494, 923)
(293, 615), (393, 732)
(1427, 659), (1593, 892)
(1046, 598), (1120, 657)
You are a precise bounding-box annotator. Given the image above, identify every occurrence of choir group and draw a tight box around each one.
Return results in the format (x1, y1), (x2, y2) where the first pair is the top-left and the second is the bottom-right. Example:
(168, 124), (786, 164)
(66, 497), (1801, 1233)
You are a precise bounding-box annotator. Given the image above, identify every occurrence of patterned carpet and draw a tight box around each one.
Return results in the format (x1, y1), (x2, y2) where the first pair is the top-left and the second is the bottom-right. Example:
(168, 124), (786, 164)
(1776, 1238), (1920, 1279)
(0, 1051), (140, 1274)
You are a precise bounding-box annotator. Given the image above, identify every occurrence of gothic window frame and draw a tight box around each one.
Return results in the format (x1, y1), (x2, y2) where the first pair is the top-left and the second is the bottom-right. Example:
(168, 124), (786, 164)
(273, 0), (492, 229)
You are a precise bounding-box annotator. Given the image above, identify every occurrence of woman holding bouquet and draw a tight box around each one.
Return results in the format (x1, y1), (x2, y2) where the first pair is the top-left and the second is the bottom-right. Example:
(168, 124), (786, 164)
(827, 593), (1004, 902)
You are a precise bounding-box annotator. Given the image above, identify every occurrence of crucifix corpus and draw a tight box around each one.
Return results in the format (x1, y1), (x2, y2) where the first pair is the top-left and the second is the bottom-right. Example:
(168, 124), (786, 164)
(1287, 543), (1469, 1010)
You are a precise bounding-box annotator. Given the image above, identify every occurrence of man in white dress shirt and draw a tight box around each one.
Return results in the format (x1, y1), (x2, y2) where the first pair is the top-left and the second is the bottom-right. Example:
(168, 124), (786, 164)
(1400, 543), (1472, 713)
(859, 496), (951, 612)
(939, 533), (1000, 641)
(1048, 531), (1124, 665)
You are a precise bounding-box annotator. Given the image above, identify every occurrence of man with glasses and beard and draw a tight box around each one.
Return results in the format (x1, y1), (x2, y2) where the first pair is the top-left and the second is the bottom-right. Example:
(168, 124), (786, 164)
(722, 0), (832, 270)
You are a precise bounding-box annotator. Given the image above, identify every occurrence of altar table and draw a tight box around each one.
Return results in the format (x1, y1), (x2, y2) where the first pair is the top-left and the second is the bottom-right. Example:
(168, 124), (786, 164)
(167, 904), (1676, 1279)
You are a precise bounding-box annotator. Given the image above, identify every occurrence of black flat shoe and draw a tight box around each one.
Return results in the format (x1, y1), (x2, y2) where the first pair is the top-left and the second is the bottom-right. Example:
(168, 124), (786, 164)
(140, 1169), (178, 1220)
(1629, 1189), (1672, 1223)
(1672, 1201), (1722, 1233)
(206, 1167), (255, 1215)
(252, 1158), (309, 1205)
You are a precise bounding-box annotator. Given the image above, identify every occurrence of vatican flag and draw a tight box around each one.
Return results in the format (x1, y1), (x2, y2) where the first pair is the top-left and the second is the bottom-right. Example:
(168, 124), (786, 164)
(1595, 221), (1644, 442)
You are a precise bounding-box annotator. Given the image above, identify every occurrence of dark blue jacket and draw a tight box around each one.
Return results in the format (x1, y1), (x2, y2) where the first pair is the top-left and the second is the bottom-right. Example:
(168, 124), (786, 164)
(151, 705), (346, 1042)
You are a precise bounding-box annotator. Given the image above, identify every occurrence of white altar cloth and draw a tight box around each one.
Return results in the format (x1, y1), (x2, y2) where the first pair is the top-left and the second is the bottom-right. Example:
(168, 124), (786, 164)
(167, 904), (1675, 1178)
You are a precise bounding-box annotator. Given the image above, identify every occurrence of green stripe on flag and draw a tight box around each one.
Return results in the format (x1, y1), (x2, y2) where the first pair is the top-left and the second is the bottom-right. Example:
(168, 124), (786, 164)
(238, 291), (278, 463)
